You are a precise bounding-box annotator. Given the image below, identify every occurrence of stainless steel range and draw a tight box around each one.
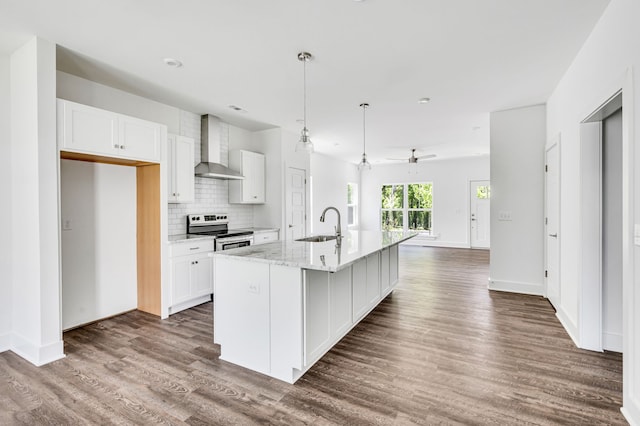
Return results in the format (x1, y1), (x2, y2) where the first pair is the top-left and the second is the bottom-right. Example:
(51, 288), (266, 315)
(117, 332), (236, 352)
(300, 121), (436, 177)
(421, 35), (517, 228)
(186, 213), (253, 251)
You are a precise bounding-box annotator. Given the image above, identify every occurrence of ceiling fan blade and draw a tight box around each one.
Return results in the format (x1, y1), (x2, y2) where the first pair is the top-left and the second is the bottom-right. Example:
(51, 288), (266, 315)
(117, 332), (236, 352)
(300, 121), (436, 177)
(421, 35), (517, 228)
(416, 154), (436, 160)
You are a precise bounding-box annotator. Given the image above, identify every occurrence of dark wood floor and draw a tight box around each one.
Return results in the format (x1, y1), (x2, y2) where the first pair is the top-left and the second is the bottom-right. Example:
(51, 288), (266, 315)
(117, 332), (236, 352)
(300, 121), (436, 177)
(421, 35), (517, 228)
(0, 247), (625, 425)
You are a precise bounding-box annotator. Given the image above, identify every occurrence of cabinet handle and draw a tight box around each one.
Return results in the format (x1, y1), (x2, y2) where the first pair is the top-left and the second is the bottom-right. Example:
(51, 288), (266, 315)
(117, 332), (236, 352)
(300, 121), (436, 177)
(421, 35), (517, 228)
(114, 144), (120, 149)
(172, 192), (176, 196)
(120, 145), (125, 149)
(195, 261), (198, 264)
(177, 193), (180, 197)
(190, 247), (200, 250)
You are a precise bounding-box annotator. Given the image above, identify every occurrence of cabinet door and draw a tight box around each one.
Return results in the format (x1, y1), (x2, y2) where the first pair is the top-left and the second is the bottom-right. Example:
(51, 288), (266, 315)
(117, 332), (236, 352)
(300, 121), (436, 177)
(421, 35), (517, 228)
(167, 135), (177, 202)
(191, 255), (213, 297)
(118, 115), (161, 162)
(168, 135), (195, 203)
(330, 267), (352, 339)
(229, 150), (265, 204)
(171, 256), (192, 305)
(58, 99), (119, 156)
(352, 257), (368, 321)
(304, 270), (331, 365)
(390, 244), (399, 287)
(366, 253), (381, 307)
(174, 136), (195, 202)
(380, 248), (391, 295)
(248, 152), (265, 203)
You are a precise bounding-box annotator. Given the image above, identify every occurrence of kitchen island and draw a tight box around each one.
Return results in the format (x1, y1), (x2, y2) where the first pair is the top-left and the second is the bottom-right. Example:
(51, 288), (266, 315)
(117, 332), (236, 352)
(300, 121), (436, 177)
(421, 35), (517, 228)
(213, 230), (416, 383)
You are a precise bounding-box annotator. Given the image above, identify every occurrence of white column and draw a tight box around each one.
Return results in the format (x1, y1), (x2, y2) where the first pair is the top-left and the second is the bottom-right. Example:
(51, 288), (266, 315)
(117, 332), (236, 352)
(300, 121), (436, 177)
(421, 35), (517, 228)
(10, 37), (63, 365)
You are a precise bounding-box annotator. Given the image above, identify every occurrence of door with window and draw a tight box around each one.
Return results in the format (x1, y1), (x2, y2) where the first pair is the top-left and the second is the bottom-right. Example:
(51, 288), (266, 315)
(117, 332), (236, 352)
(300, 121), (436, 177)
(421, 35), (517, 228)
(470, 181), (490, 248)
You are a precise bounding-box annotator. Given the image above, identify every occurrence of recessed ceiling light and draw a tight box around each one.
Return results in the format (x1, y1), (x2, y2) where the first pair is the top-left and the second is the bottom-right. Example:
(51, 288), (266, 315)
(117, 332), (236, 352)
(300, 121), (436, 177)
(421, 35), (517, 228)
(418, 97), (431, 104)
(228, 105), (247, 112)
(163, 58), (183, 68)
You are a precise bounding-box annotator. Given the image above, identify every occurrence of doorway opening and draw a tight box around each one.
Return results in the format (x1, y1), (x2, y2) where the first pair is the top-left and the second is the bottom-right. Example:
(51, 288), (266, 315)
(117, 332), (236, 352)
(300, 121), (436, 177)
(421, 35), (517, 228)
(579, 91), (623, 353)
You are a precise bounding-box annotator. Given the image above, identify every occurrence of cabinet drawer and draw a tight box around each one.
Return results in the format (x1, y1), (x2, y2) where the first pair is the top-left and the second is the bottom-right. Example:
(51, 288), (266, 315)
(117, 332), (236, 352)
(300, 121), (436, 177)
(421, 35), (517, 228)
(254, 231), (278, 245)
(170, 239), (214, 257)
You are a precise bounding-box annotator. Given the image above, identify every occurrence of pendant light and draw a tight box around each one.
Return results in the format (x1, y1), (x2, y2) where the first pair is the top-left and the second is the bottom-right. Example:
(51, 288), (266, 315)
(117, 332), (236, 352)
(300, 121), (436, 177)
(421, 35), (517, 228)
(357, 102), (371, 171)
(295, 51), (314, 153)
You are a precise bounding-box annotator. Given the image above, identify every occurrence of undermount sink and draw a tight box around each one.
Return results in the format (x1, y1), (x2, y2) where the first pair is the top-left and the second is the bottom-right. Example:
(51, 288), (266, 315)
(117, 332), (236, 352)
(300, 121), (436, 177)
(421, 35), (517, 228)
(295, 235), (339, 243)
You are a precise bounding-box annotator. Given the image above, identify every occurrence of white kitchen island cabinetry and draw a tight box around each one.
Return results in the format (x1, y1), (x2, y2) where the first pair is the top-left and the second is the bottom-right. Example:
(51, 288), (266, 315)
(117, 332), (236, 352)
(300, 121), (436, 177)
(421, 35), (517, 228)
(57, 99), (162, 162)
(214, 230), (415, 383)
(169, 239), (214, 315)
(167, 134), (195, 203)
(229, 150), (265, 204)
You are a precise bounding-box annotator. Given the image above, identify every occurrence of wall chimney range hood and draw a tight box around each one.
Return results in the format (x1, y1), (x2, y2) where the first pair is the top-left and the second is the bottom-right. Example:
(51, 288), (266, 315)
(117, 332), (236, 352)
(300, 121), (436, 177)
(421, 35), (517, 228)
(195, 115), (244, 180)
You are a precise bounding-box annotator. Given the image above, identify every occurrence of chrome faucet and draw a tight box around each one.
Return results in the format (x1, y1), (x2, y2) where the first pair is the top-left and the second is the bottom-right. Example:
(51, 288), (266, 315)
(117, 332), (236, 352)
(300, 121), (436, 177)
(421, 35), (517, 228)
(320, 206), (342, 238)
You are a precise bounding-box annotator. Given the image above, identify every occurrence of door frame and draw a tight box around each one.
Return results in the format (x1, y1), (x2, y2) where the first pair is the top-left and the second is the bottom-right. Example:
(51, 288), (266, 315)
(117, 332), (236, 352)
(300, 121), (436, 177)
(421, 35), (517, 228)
(469, 179), (490, 249)
(577, 70), (634, 422)
(544, 135), (561, 303)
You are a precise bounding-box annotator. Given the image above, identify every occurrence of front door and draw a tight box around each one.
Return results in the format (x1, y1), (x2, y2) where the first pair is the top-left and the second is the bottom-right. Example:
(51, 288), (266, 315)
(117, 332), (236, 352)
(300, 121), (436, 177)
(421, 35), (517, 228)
(470, 181), (490, 249)
(285, 167), (306, 240)
(545, 139), (561, 309)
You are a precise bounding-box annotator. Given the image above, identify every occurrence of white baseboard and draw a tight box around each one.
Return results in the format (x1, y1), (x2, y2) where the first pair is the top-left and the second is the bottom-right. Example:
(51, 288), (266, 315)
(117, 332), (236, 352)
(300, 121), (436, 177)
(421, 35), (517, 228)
(401, 240), (470, 249)
(0, 332), (10, 352)
(621, 400), (640, 426)
(168, 294), (212, 316)
(487, 278), (543, 296)
(10, 333), (65, 366)
(555, 306), (580, 348)
(603, 331), (623, 353)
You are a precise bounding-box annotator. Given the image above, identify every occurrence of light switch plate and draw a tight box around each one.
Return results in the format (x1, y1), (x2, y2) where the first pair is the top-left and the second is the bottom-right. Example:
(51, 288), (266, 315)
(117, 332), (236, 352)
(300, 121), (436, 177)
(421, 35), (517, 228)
(498, 211), (512, 221)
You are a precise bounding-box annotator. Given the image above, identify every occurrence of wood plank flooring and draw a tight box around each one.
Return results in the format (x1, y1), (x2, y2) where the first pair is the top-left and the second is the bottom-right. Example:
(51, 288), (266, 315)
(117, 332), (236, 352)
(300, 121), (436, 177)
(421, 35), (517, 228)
(0, 247), (625, 424)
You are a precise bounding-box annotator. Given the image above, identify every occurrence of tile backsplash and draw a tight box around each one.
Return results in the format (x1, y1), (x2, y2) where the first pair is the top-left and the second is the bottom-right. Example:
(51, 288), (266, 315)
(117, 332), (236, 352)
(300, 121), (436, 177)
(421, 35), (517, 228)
(167, 111), (254, 235)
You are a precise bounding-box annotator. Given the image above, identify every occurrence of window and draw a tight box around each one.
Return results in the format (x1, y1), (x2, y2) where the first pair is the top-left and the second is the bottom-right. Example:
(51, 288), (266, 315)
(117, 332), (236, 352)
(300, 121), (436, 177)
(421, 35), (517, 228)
(381, 184), (404, 231)
(347, 183), (358, 227)
(476, 185), (490, 199)
(381, 183), (433, 234)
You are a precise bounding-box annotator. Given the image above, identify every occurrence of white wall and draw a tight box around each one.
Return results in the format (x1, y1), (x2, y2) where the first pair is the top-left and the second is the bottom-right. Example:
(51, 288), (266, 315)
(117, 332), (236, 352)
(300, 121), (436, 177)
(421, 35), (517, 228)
(360, 156), (490, 248)
(489, 105), (546, 295)
(0, 54), (11, 350)
(310, 153), (360, 235)
(60, 160), (137, 330)
(10, 37), (63, 365)
(546, 0), (640, 421)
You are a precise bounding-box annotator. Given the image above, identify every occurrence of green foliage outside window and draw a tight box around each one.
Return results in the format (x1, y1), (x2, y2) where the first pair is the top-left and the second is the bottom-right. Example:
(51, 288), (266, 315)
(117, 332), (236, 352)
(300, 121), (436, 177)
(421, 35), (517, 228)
(381, 183), (432, 233)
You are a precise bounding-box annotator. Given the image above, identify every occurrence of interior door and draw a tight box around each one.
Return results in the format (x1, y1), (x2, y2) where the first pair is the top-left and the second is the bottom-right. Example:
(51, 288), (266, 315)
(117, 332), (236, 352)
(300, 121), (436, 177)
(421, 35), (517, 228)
(285, 167), (306, 240)
(545, 139), (561, 309)
(470, 181), (490, 248)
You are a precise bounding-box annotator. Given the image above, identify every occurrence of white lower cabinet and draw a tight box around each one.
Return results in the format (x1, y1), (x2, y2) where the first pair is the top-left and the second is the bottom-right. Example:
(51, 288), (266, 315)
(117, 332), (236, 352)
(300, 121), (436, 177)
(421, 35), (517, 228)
(253, 230), (279, 245)
(169, 239), (214, 314)
(214, 243), (401, 384)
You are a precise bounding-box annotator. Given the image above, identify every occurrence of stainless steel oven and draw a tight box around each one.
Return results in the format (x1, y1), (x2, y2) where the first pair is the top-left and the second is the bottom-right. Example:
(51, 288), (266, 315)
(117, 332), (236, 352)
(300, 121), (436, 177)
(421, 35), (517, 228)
(186, 213), (253, 251)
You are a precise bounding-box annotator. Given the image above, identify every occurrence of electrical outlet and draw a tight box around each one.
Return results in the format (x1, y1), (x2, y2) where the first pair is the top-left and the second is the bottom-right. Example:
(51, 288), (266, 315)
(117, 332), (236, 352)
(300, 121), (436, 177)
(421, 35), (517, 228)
(63, 219), (72, 230)
(498, 211), (512, 221)
(634, 224), (640, 246)
(248, 282), (259, 294)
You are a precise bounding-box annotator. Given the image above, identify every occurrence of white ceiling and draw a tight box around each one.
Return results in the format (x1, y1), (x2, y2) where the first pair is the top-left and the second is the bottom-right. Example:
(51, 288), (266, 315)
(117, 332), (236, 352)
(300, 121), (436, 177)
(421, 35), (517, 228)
(0, 0), (610, 164)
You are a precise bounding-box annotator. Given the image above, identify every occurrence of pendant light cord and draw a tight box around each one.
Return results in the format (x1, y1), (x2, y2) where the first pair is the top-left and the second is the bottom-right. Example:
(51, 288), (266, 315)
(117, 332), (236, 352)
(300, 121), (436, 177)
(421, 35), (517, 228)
(303, 58), (307, 129)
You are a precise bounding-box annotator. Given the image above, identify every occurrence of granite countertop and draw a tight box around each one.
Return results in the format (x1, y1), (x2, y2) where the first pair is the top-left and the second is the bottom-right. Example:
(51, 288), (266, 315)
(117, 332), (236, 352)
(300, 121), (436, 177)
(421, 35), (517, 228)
(168, 234), (216, 243)
(213, 230), (417, 272)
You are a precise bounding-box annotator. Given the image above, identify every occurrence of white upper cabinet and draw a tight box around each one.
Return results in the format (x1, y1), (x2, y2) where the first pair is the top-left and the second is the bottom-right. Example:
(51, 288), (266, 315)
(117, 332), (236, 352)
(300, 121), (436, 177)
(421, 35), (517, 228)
(167, 134), (195, 203)
(57, 99), (162, 163)
(118, 115), (162, 161)
(229, 150), (265, 204)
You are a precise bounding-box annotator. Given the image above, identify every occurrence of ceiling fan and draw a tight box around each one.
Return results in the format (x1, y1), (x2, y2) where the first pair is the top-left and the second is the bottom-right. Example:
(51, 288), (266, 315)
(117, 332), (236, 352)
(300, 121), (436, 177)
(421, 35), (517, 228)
(388, 148), (436, 163)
